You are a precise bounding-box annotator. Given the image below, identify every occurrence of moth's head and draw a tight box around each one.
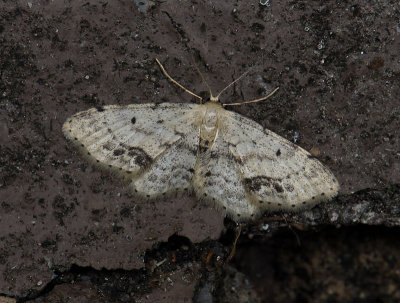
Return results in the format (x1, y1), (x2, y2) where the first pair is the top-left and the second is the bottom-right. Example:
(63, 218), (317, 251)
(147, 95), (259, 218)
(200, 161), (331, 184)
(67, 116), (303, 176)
(202, 93), (221, 105)
(209, 95), (220, 103)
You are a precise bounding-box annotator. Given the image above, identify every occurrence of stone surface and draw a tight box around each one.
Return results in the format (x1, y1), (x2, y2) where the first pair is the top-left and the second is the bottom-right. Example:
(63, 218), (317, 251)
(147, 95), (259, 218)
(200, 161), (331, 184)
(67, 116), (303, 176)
(0, 0), (398, 301)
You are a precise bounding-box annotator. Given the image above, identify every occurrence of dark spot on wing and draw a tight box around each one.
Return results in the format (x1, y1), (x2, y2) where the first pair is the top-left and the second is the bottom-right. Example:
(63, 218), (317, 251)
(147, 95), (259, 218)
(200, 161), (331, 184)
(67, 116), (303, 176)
(276, 149), (281, 157)
(205, 171), (211, 177)
(199, 145), (208, 154)
(136, 154), (151, 167)
(233, 157), (243, 165)
(157, 119), (164, 124)
(273, 183), (284, 193)
(188, 168), (195, 173)
(113, 149), (125, 156)
(209, 151), (219, 159)
(188, 147), (197, 156)
(244, 176), (282, 192)
(127, 147), (152, 167)
(245, 177), (269, 191)
(102, 142), (113, 151)
(96, 106), (104, 112)
(131, 117), (136, 124)
(198, 138), (212, 154)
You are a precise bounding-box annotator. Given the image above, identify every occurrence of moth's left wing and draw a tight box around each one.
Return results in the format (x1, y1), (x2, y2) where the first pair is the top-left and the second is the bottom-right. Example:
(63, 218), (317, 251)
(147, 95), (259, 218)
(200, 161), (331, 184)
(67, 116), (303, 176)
(63, 103), (200, 176)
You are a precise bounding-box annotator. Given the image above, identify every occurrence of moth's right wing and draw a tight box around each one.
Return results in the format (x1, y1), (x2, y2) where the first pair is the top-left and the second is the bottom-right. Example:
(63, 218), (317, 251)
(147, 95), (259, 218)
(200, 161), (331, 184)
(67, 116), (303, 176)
(62, 103), (201, 177)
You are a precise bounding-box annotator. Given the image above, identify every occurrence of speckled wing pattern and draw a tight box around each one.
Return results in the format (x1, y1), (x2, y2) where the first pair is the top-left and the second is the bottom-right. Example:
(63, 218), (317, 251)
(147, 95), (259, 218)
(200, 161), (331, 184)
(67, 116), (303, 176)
(63, 103), (200, 196)
(218, 111), (339, 220)
(63, 101), (339, 221)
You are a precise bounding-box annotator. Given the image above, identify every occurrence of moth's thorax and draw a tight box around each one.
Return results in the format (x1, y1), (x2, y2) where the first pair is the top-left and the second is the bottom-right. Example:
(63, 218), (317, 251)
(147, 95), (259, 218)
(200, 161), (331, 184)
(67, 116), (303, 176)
(203, 109), (217, 130)
(198, 101), (225, 151)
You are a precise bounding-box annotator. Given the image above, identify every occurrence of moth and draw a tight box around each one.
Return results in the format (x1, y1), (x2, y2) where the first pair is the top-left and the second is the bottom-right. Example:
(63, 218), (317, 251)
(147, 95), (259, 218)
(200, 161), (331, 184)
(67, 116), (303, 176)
(63, 59), (339, 221)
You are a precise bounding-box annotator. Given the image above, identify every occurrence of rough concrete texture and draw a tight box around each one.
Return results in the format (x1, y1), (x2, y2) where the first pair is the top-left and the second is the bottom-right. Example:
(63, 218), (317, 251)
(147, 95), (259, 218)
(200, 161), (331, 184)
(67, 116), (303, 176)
(0, 0), (399, 302)
(25, 262), (201, 303)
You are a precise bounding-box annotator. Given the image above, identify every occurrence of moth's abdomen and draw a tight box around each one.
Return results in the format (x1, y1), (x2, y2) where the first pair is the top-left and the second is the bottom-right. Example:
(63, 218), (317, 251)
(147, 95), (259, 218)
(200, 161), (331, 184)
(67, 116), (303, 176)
(198, 108), (219, 154)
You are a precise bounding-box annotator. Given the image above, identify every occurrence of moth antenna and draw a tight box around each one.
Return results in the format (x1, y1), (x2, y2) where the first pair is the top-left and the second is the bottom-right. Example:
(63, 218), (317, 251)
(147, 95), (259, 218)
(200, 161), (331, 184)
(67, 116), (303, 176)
(223, 87), (280, 107)
(216, 68), (253, 99)
(155, 58), (203, 103)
